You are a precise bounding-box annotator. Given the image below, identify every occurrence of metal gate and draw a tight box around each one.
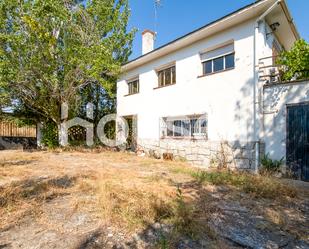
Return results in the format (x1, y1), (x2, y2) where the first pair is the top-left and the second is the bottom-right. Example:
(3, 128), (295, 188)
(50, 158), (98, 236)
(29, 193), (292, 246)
(286, 103), (309, 181)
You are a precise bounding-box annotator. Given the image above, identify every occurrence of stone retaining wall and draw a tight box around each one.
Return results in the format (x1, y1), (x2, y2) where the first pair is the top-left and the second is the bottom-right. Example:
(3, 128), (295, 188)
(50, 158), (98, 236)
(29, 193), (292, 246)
(138, 138), (264, 171)
(0, 136), (37, 150)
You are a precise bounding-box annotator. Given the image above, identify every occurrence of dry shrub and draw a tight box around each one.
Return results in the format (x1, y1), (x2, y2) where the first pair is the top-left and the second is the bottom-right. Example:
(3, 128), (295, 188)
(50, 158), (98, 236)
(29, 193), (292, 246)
(242, 175), (297, 199)
(163, 153), (174, 161)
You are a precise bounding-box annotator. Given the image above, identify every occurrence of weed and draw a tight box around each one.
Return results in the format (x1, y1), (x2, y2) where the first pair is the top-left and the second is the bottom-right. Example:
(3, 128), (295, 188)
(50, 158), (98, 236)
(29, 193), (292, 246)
(170, 186), (198, 237)
(157, 234), (169, 249)
(168, 166), (194, 175)
(261, 153), (284, 173)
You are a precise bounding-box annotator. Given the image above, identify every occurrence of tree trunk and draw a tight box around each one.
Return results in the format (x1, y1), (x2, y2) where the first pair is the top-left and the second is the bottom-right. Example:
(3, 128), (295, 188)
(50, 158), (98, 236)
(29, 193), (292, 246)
(36, 122), (43, 148)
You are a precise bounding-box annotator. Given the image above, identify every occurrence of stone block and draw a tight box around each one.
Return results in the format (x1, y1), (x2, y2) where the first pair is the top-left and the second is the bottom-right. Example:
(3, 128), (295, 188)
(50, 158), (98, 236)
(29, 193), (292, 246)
(198, 148), (210, 156)
(186, 154), (198, 161)
(234, 148), (243, 159)
(242, 149), (255, 160)
(234, 159), (250, 169)
(202, 158), (211, 167)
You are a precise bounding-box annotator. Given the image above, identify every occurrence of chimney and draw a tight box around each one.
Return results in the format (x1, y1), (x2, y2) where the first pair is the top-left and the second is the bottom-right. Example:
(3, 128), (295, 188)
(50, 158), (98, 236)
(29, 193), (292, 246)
(142, 29), (155, 55)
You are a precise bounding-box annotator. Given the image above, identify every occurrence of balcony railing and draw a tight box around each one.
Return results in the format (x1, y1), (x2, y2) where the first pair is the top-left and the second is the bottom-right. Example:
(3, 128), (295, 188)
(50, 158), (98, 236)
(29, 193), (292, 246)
(258, 56), (282, 84)
(258, 56), (309, 85)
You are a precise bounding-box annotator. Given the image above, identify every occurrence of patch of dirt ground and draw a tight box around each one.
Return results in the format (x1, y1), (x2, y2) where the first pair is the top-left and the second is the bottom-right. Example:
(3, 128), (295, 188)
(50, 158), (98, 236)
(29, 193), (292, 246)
(0, 149), (308, 249)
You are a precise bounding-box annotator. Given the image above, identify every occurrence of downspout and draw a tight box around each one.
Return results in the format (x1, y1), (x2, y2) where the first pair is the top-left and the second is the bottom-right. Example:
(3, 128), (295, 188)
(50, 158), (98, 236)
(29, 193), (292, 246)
(253, 0), (281, 173)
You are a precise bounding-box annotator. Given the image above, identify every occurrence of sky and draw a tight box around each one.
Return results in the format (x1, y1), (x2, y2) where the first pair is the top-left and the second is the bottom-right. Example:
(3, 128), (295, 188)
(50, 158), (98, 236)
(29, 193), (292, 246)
(127, 0), (308, 60)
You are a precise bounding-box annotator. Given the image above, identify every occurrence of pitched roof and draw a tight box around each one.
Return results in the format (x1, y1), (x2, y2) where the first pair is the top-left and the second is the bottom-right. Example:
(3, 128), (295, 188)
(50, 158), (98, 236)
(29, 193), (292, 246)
(123, 0), (299, 72)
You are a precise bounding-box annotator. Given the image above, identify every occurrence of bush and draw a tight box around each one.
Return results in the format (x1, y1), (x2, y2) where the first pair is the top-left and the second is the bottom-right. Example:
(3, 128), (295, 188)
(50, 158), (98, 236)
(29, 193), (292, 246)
(277, 39), (309, 81)
(41, 122), (58, 148)
(261, 153), (283, 173)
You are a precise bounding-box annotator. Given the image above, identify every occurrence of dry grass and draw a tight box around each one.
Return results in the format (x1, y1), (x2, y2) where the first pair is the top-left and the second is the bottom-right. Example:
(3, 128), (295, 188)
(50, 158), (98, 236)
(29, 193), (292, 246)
(0, 150), (307, 248)
(191, 170), (297, 199)
(97, 180), (174, 230)
(0, 175), (77, 229)
(89, 169), (175, 230)
(264, 208), (287, 228)
(73, 165), (211, 243)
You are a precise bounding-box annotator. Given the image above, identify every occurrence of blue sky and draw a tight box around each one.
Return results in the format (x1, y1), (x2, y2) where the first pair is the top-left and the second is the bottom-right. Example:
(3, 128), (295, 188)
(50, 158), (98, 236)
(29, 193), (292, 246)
(127, 0), (308, 60)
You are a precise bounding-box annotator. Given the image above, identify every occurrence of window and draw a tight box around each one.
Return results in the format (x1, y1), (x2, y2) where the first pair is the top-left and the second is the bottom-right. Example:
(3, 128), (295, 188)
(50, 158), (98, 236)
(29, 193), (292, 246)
(157, 65), (176, 87)
(225, 53), (235, 69)
(213, 56), (224, 72)
(201, 43), (235, 75)
(204, 61), (212, 74)
(127, 78), (139, 95)
(162, 116), (208, 138)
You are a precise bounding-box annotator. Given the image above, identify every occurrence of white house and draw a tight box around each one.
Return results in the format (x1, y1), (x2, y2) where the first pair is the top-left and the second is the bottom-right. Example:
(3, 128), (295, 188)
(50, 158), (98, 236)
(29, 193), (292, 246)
(117, 0), (309, 179)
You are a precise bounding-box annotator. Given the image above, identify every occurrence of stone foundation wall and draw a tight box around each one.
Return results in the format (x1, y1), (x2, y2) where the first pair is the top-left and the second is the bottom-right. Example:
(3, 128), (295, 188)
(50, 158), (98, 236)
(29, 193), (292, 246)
(0, 137), (37, 150)
(138, 138), (264, 171)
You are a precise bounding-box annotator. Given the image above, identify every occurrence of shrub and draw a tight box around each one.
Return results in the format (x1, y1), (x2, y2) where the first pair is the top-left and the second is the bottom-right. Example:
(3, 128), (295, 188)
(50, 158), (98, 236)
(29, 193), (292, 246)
(261, 153), (284, 173)
(41, 122), (58, 148)
(277, 39), (309, 81)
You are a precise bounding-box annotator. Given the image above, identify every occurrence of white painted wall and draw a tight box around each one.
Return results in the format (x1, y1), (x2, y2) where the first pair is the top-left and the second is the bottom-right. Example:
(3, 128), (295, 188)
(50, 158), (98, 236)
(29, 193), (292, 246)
(263, 81), (309, 161)
(118, 20), (258, 142)
(117, 18), (281, 146)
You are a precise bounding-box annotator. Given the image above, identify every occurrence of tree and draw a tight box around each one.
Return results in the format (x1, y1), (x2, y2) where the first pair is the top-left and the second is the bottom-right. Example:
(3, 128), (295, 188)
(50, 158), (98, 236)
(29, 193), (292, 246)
(277, 39), (309, 81)
(0, 0), (135, 145)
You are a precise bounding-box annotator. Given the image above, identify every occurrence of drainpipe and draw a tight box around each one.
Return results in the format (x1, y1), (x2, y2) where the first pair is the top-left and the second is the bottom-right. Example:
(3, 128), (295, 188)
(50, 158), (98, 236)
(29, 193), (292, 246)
(253, 0), (281, 173)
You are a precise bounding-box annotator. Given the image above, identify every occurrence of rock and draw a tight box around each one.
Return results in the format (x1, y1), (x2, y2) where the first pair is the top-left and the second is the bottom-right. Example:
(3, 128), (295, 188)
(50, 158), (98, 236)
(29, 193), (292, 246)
(210, 211), (294, 249)
(137, 151), (145, 157)
(149, 149), (161, 159)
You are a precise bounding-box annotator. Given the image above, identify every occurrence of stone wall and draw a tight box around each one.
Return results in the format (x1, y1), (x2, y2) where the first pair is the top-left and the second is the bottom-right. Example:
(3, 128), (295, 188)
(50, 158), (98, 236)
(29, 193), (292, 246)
(138, 138), (264, 171)
(0, 137), (37, 150)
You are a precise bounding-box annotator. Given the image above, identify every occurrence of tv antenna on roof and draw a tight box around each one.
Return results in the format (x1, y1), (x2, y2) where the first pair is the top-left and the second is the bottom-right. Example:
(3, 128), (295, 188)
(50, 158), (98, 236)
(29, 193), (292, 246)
(154, 0), (162, 38)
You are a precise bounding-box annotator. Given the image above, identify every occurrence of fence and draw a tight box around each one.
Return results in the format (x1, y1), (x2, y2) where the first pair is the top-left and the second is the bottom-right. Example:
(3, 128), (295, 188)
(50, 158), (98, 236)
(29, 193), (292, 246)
(0, 122), (36, 138)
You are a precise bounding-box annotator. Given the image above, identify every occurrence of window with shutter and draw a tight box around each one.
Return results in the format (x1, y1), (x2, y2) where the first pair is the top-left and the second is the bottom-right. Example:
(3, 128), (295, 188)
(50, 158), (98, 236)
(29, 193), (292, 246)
(200, 43), (235, 75)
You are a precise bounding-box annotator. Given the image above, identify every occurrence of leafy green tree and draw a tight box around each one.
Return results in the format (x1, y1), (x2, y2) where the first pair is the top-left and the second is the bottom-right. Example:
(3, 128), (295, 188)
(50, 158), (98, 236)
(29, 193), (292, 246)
(0, 0), (135, 145)
(277, 39), (309, 81)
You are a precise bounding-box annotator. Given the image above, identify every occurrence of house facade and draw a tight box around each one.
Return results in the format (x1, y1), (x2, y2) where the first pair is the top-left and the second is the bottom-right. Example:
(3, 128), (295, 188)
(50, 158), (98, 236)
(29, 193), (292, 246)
(117, 0), (307, 174)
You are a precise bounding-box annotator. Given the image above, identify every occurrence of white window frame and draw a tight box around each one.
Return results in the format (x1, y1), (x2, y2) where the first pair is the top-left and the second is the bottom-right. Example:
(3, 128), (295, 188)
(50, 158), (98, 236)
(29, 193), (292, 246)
(161, 115), (208, 139)
(200, 42), (235, 75)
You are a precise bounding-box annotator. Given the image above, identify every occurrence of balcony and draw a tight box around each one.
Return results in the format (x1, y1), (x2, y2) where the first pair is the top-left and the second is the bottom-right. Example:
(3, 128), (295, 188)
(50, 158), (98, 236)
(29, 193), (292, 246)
(258, 56), (282, 84)
(258, 56), (309, 85)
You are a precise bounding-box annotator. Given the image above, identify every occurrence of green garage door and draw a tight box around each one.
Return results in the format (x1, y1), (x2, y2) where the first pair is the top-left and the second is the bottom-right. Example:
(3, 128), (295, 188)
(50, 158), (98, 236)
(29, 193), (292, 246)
(286, 103), (309, 181)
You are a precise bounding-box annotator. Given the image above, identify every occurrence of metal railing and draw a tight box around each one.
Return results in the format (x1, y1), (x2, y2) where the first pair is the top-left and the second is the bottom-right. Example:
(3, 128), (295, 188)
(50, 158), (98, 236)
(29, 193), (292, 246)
(258, 55), (309, 85)
(258, 56), (282, 84)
